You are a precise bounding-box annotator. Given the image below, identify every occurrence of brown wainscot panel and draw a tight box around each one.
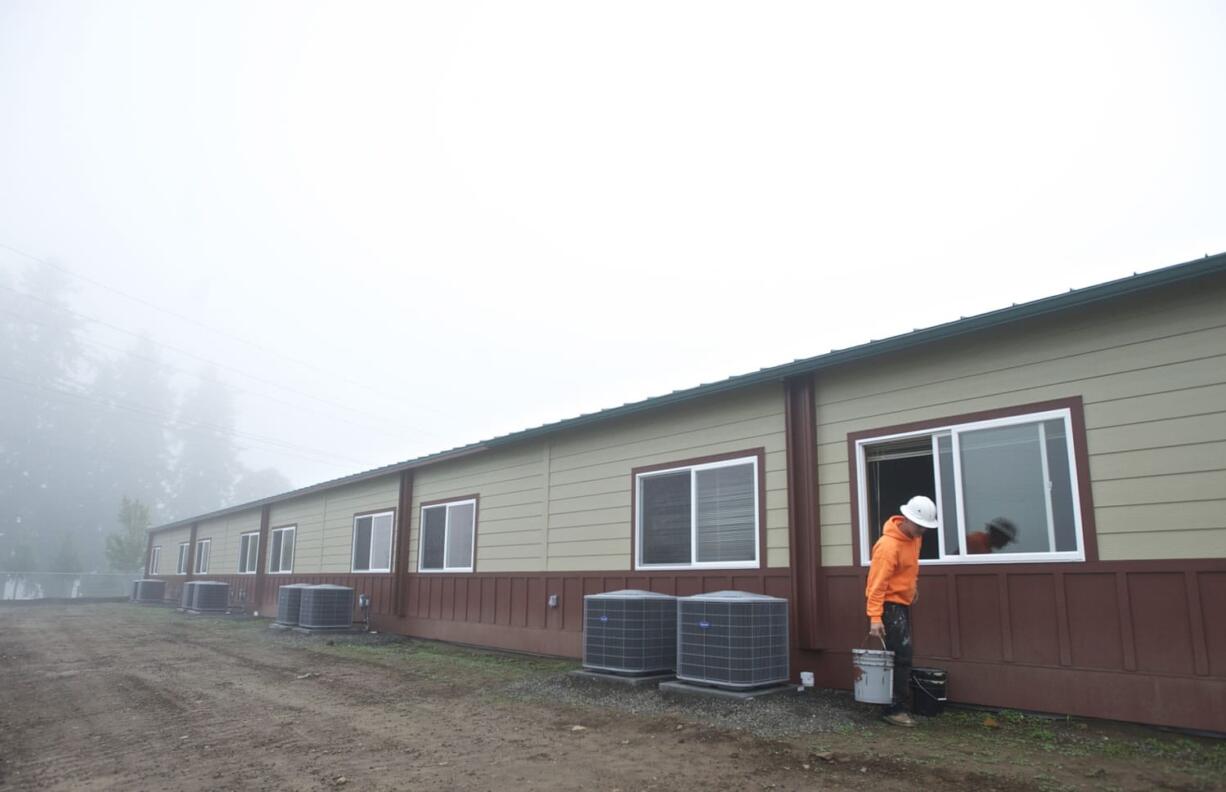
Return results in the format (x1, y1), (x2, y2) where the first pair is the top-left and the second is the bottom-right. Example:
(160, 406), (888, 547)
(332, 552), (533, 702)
(189, 574), (258, 609)
(1128, 572), (1196, 676)
(1007, 574), (1061, 667)
(1201, 572), (1226, 678)
(1064, 573), (1125, 670)
(259, 574), (396, 621)
(379, 570), (792, 658)
(955, 575), (1003, 662)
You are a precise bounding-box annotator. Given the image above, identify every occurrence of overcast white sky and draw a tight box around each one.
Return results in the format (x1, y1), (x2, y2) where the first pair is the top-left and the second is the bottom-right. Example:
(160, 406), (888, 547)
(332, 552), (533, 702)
(2, 1), (1224, 492)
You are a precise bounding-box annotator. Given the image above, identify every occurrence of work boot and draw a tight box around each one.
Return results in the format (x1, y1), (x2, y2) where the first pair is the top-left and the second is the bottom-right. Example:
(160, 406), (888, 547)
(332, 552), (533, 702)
(882, 711), (917, 727)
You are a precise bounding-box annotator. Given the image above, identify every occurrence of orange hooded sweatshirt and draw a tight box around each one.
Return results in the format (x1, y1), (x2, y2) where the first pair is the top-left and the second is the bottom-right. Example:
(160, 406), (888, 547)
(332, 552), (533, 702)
(865, 515), (922, 625)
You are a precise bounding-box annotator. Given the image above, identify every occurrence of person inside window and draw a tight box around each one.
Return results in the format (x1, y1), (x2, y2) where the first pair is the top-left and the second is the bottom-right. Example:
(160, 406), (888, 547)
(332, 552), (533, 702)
(966, 516), (1017, 554)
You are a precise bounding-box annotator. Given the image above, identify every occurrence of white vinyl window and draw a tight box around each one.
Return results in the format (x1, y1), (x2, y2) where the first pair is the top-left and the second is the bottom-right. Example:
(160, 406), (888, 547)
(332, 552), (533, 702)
(194, 539), (211, 574)
(238, 532), (259, 574)
(635, 455), (759, 570)
(418, 499), (476, 573)
(268, 526), (295, 574)
(352, 511), (395, 572)
(176, 542), (190, 575)
(149, 546), (161, 575)
(855, 408), (1085, 565)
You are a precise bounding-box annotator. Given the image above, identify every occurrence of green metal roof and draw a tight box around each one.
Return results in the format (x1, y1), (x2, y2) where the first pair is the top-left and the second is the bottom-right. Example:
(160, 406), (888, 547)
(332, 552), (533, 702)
(150, 251), (1226, 534)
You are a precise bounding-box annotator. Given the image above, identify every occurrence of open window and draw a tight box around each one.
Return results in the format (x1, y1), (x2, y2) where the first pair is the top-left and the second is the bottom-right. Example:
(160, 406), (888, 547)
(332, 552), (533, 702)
(856, 407), (1085, 565)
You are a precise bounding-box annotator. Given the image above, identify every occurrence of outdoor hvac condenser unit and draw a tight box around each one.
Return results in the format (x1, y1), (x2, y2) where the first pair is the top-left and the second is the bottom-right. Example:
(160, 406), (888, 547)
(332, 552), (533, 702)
(276, 584), (313, 625)
(192, 581), (230, 612)
(676, 591), (789, 689)
(582, 590), (677, 675)
(298, 585), (355, 630)
(131, 579), (166, 603)
(179, 581), (199, 609)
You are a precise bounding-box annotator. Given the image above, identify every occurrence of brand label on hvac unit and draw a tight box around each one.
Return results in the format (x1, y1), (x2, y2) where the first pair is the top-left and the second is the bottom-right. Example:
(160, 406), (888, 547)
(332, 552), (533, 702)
(599, 615), (608, 622)
(698, 620), (711, 629)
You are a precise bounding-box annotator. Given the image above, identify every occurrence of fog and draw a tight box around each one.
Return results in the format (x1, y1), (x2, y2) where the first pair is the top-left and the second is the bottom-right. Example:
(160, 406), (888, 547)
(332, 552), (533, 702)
(2, 1), (1224, 573)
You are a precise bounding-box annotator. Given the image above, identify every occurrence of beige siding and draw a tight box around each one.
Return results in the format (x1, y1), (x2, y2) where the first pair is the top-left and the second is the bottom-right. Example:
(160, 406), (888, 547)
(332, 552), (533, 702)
(545, 382), (789, 572)
(815, 275), (1226, 564)
(151, 526), (192, 574)
(270, 475), (400, 574)
(403, 382), (790, 573)
(320, 476), (400, 573)
(197, 509), (261, 575)
(409, 443), (547, 573)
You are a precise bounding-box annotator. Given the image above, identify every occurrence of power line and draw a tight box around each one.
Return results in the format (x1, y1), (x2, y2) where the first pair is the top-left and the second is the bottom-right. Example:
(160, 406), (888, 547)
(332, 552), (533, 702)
(0, 281), (447, 439)
(0, 372), (369, 470)
(0, 304), (405, 438)
(0, 241), (453, 418)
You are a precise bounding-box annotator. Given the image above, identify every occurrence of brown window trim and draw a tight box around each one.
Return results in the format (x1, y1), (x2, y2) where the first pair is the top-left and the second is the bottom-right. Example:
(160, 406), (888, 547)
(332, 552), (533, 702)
(350, 507), (398, 574)
(418, 495), (480, 574)
(629, 447), (768, 571)
(846, 396), (1098, 566)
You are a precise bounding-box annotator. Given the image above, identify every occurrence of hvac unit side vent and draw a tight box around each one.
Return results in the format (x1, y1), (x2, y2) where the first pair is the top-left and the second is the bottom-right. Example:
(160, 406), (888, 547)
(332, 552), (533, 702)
(676, 591), (789, 689)
(298, 585), (354, 629)
(179, 581), (200, 609)
(583, 590), (677, 675)
(276, 584), (313, 625)
(192, 581), (230, 612)
(131, 579), (166, 603)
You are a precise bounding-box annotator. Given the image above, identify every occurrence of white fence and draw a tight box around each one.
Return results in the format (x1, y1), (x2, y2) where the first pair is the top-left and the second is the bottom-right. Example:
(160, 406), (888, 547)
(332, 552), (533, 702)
(1, 572), (136, 601)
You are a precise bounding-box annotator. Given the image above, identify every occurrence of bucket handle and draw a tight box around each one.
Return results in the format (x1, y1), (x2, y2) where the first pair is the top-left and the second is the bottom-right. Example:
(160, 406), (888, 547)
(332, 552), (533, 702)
(913, 678), (946, 701)
(860, 633), (888, 651)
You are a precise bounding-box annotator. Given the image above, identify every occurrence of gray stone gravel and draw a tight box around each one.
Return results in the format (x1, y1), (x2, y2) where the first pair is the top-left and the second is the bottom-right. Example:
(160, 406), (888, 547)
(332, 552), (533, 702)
(505, 673), (880, 740)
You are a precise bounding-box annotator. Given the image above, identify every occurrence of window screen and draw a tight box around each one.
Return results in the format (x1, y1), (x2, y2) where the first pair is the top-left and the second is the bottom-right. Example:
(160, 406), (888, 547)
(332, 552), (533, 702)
(353, 512), (394, 572)
(637, 457), (758, 568)
(420, 506), (447, 570)
(419, 501), (475, 572)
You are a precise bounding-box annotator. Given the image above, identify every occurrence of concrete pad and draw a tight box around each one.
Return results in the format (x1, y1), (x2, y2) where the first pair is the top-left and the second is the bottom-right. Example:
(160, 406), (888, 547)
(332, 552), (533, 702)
(658, 680), (800, 701)
(289, 625), (368, 635)
(569, 669), (675, 687)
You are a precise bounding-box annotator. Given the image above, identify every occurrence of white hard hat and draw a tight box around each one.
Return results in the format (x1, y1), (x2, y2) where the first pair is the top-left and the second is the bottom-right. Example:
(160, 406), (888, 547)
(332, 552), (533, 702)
(900, 495), (939, 529)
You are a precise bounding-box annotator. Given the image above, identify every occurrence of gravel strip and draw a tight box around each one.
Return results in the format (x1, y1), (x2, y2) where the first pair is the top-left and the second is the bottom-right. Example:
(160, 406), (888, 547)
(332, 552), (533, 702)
(506, 673), (881, 739)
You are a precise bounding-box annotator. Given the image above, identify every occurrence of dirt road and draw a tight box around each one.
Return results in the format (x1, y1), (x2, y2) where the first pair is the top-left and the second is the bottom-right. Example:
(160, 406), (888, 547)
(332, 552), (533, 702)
(0, 604), (1220, 791)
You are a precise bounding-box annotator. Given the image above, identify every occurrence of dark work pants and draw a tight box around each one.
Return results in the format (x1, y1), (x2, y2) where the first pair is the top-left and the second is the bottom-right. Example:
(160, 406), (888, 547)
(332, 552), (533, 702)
(882, 602), (912, 715)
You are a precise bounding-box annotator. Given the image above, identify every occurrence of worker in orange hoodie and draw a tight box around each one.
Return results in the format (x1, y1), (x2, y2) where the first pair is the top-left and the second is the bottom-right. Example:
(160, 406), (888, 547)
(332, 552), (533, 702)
(865, 495), (939, 727)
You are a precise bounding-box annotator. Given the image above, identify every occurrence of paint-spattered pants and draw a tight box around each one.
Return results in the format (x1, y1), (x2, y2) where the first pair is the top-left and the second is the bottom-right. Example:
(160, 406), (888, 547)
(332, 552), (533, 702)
(882, 602), (912, 714)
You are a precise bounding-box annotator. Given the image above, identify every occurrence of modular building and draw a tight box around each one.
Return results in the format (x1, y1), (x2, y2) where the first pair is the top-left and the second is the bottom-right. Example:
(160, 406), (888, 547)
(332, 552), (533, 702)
(147, 253), (1226, 732)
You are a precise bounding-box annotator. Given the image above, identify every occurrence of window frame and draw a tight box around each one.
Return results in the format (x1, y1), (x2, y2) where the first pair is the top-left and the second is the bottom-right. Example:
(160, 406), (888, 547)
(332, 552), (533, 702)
(268, 525), (296, 574)
(854, 405), (1088, 567)
(176, 542), (190, 575)
(149, 545), (161, 575)
(351, 509), (396, 573)
(194, 538), (211, 574)
(417, 497), (478, 574)
(633, 450), (764, 572)
(237, 531), (260, 575)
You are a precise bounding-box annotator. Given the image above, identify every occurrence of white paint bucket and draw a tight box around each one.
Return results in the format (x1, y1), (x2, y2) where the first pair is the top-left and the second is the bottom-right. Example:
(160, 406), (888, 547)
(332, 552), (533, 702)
(852, 647), (894, 704)
(799, 671), (815, 688)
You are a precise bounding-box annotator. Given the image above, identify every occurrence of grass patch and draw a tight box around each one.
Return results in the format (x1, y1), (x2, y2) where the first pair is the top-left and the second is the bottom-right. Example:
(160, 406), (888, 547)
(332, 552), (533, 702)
(312, 637), (576, 686)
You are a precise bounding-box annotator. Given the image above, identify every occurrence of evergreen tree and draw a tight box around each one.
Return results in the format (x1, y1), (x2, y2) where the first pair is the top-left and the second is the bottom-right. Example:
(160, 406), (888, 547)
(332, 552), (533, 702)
(232, 466), (293, 505)
(168, 368), (242, 521)
(105, 497), (151, 572)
